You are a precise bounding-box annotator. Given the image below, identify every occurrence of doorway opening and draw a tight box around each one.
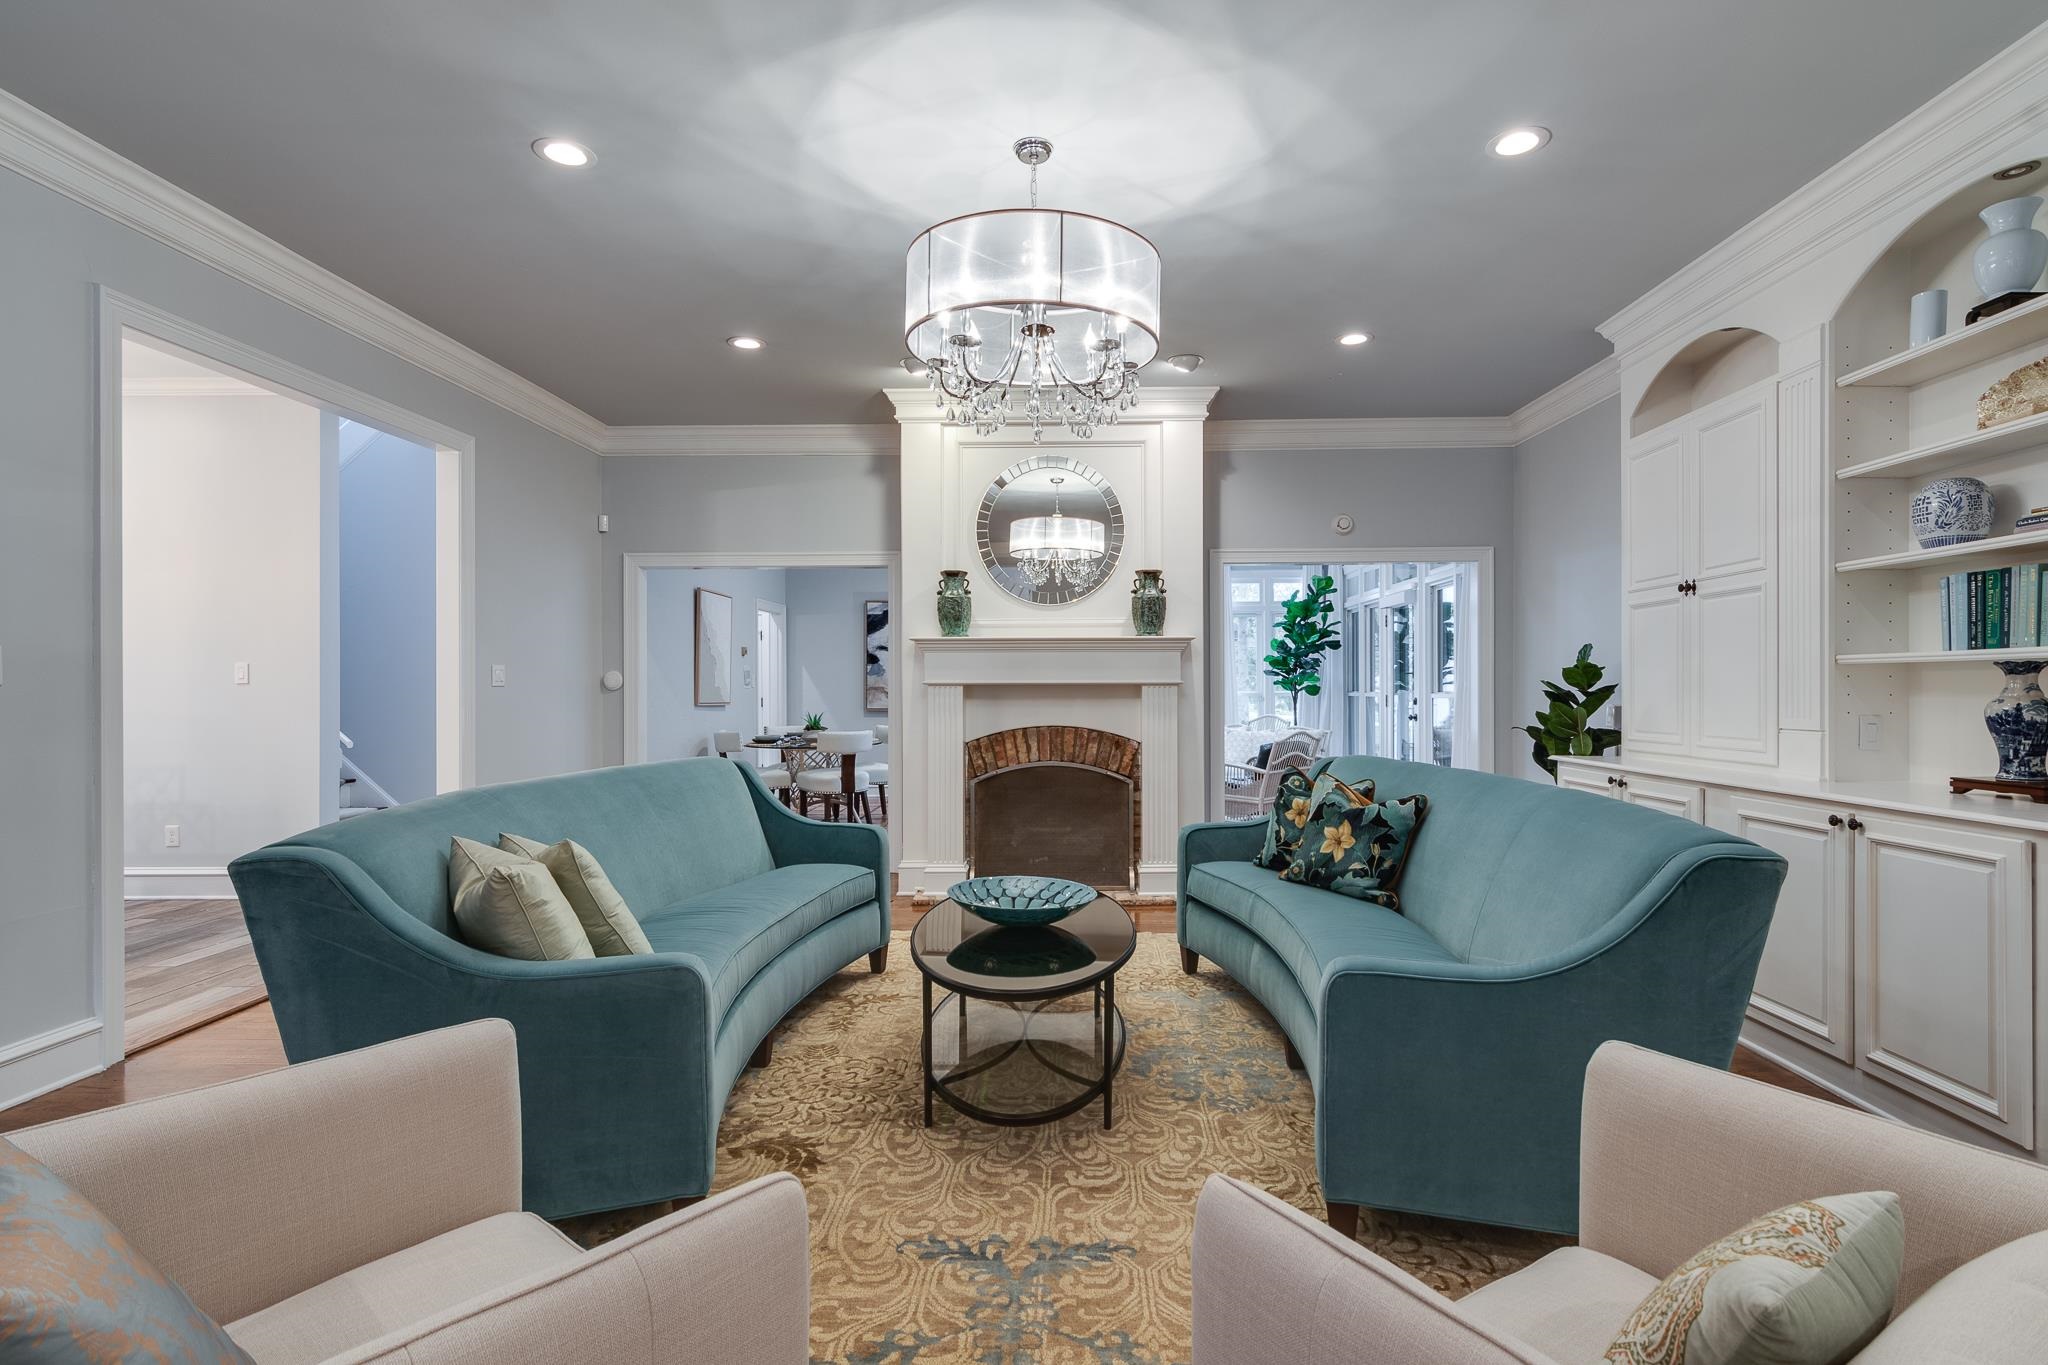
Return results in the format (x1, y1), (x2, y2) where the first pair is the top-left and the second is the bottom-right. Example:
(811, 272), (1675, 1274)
(1214, 555), (1490, 818)
(103, 299), (473, 1060)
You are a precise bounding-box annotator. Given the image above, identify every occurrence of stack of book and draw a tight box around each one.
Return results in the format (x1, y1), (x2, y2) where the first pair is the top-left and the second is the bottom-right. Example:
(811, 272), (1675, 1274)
(1941, 565), (2048, 649)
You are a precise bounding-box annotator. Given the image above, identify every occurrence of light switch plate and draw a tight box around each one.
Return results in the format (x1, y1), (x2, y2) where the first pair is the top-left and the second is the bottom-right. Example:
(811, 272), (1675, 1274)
(233, 662), (250, 685)
(490, 664), (507, 687)
(1858, 714), (1882, 751)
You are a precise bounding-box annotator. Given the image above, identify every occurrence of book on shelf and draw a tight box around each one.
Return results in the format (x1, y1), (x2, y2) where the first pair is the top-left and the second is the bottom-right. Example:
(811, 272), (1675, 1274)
(1938, 565), (2048, 651)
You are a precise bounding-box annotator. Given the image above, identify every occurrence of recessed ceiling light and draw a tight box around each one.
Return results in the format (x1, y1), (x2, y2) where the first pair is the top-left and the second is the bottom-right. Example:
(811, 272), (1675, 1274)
(1994, 159), (2043, 182)
(1488, 126), (1551, 158)
(1338, 332), (1370, 347)
(532, 138), (592, 167)
(1165, 353), (1204, 373)
(727, 336), (765, 351)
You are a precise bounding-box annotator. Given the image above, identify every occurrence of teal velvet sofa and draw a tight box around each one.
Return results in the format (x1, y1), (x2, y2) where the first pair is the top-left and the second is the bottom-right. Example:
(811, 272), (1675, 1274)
(228, 758), (888, 1220)
(1177, 756), (1786, 1236)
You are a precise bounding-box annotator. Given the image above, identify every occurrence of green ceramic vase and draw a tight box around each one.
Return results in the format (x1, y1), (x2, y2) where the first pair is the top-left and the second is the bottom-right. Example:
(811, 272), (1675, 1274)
(1131, 569), (1166, 636)
(937, 570), (972, 637)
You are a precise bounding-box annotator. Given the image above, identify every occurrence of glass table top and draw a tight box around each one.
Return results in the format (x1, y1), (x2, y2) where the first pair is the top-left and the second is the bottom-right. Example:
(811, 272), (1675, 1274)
(910, 892), (1136, 999)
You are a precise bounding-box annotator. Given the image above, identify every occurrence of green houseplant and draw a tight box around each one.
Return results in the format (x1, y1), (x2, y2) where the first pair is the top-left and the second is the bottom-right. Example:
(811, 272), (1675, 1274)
(803, 712), (826, 732)
(1263, 574), (1342, 721)
(1523, 643), (1621, 779)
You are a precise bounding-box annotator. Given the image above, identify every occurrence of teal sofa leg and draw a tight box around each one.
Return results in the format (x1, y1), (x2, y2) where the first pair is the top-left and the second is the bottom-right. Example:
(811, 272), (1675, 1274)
(748, 1035), (773, 1069)
(1180, 946), (1198, 974)
(1284, 1037), (1303, 1070)
(869, 944), (890, 973)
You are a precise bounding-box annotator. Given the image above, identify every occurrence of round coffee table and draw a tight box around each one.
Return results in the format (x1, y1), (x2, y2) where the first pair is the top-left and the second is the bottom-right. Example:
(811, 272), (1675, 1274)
(910, 892), (1135, 1129)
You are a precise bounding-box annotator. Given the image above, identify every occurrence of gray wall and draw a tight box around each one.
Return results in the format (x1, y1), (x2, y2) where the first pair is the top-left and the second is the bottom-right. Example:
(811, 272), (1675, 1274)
(786, 567), (891, 765)
(599, 453), (898, 764)
(1208, 445), (1520, 774)
(340, 428), (439, 806)
(0, 164), (602, 1100)
(643, 566), (787, 761)
(1508, 397), (1623, 781)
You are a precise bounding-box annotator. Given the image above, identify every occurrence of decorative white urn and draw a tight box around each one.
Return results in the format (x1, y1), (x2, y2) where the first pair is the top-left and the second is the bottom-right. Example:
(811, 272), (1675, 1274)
(1973, 196), (2048, 300)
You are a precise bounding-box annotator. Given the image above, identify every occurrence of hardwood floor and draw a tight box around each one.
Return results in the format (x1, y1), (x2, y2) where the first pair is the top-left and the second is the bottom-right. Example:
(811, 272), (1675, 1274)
(8, 897), (1837, 1133)
(123, 897), (267, 1053)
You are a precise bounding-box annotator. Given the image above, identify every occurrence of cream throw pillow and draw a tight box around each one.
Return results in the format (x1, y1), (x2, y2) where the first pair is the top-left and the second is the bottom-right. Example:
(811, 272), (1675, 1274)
(1604, 1192), (1904, 1365)
(499, 834), (652, 957)
(448, 836), (594, 961)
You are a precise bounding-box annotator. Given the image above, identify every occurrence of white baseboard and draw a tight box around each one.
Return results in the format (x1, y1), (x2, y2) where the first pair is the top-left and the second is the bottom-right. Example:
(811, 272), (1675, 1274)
(1136, 862), (1178, 897)
(0, 1018), (104, 1113)
(125, 866), (234, 898)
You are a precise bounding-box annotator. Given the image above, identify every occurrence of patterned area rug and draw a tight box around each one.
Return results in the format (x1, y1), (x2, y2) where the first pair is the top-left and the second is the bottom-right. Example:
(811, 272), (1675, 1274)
(580, 931), (1566, 1363)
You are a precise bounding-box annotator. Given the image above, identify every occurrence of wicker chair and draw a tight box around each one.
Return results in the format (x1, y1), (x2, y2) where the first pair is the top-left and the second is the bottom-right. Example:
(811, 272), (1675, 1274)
(1222, 731), (1322, 818)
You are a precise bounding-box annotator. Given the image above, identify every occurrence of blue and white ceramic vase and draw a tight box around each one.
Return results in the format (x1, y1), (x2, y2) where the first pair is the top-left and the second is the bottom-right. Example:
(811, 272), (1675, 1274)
(1910, 476), (1994, 548)
(1972, 196), (2048, 300)
(1985, 661), (2048, 782)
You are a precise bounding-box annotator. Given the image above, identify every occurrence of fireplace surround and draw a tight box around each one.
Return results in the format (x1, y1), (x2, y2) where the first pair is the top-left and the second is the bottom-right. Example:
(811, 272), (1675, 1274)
(966, 726), (1140, 889)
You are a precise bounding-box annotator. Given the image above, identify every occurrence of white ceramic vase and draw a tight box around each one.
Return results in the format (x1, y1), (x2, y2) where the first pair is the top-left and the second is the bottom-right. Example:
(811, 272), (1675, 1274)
(1973, 196), (2048, 300)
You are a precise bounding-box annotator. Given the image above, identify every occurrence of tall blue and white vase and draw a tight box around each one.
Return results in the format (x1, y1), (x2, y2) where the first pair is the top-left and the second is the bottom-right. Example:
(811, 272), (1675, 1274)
(1972, 196), (2048, 300)
(1985, 661), (2048, 782)
(1910, 476), (1994, 548)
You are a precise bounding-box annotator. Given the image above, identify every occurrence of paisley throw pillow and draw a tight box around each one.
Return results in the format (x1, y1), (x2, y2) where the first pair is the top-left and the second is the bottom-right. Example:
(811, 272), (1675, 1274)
(0, 1136), (254, 1362)
(1280, 791), (1429, 910)
(1604, 1192), (1903, 1365)
(1253, 769), (1374, 870)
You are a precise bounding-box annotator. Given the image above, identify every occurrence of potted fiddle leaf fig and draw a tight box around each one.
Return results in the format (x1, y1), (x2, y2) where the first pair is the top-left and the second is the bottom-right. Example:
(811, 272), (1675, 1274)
(1263, 574), (1342, 722)
(1523, 644), (1621, 779)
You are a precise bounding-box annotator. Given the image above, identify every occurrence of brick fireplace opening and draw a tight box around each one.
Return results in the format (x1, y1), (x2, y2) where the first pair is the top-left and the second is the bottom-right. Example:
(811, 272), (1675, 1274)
(965, 726), (1139, 890)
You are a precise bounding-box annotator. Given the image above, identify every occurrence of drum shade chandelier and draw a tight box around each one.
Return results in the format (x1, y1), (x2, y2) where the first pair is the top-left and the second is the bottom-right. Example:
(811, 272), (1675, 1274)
(1007, 476), (1108, 589)
(905, 137), (1161, 442)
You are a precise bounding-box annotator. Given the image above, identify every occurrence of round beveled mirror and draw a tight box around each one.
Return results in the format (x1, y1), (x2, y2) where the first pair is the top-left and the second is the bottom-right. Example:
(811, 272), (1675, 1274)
(976, 454), (1124, 605)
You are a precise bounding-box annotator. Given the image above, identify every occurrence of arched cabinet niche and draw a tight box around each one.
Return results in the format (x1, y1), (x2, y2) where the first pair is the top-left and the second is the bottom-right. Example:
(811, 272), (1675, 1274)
(1828, 156), (2048, 787)
(1622, 325), (1786, 767)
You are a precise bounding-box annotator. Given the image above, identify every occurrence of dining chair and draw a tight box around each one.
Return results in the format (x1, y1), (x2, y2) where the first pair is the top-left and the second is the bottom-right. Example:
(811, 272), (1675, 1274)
(796, 730), (874, 821)
(860, 723), (889, 822)
(715, 729), (793, 806)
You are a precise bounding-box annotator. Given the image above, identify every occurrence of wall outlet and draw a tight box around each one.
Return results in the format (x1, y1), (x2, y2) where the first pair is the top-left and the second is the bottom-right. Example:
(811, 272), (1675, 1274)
(233, 661), (250, 685)
(490, 664), (507, 687)
(164, 823), (181, 848)
(1858, 714), (1882, 751)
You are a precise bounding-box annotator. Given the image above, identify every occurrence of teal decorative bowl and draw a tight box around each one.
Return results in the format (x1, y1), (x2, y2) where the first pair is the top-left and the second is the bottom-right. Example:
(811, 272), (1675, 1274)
(944, 876), (1095, 927)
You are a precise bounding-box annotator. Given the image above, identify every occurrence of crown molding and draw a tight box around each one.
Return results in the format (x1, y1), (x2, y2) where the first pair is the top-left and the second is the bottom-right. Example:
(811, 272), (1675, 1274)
(1506, 356), (1619, 442)
(600, 423), (896, 457)
(1206, 416), (1516, 450)
(1598, 19), (2048, 369)
(0, 86), (611, 453)
(121, 374), (270, 399)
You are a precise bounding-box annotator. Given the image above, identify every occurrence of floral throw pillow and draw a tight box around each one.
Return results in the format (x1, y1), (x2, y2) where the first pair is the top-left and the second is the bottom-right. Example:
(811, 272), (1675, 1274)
(1604, 1192), (1903, 1365)
(0, 1136), (254, 1363)
(1253, 770), (1374, 870)
(1280, 791), (1429, 910)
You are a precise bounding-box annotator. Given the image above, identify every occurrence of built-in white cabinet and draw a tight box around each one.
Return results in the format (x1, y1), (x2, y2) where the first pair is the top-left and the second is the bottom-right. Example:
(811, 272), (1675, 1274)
(1854, 813), (2033, 1148)
(1623, 381), (1778, 765)
(1706, 790), (1854, 1062)
(1561, 757), (2039, 1154)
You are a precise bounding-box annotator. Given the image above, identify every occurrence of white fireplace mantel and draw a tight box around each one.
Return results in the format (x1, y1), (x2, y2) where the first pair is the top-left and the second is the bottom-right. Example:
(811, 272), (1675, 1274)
(912, 635), (1193, 686)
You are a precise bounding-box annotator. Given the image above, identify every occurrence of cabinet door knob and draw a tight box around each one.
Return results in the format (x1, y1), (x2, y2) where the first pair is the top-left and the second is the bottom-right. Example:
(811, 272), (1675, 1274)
(1827, 813), (1844, 827)
(1605, 774), (1618, 786)
(1846, 816), (1864, 833)
(1617, 778), (1629, 789)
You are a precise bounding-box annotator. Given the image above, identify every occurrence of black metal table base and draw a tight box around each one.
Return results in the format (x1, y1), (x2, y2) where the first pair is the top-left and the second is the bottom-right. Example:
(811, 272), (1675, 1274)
(922, 974), (1126, 1129)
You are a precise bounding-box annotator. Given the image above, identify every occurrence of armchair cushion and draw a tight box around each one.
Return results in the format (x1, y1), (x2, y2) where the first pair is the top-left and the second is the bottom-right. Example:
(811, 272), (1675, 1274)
(1458, 1247), (1657, 1363)
(1602, 1193), (1902, 1365)
(223, 1213), (578, 1365)
(447, 837), (593, 961)
(498, 835), (652, 958)
(0, 1137), (253, 1363)
(639, 863), (877, 1019)
(1854, 1229), (2048, 1364)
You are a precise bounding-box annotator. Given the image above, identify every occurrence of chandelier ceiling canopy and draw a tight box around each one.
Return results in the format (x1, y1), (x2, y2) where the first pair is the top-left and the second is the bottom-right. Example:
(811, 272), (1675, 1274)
(906, 137), (1161, 442)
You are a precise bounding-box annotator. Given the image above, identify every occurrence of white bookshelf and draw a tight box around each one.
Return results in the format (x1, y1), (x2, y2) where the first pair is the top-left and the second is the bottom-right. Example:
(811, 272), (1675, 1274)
(1836, 292), (2048, 388)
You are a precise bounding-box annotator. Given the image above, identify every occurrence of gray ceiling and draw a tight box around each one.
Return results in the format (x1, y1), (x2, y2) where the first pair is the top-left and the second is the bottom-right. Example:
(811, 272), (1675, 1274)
(2, 1), (2040, 425)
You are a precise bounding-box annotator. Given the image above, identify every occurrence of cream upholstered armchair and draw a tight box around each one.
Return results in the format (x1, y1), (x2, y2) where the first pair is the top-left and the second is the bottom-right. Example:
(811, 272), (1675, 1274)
(1192, 1041), (2048, 1363)
(3, 1021), (810, 1364)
